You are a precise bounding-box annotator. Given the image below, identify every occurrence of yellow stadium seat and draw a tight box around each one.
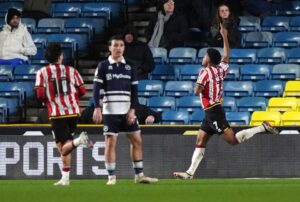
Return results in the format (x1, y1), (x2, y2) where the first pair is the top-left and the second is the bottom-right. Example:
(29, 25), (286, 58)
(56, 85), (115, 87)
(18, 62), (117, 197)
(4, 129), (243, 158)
(283, 81), (300, 97)
(281, 111), (300, 126)
(266, 97), (297, 112)
(250, 111), (281, 126)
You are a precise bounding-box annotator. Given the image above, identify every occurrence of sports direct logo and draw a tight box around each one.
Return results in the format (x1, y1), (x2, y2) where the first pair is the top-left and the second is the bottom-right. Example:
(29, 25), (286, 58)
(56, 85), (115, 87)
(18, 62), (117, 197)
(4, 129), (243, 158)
(106, 74), (131, 80)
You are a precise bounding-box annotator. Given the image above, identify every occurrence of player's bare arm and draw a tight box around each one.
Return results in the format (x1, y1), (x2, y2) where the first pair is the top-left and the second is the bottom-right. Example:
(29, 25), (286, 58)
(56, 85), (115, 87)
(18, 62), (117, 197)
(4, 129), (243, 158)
(220, 24), (230, 63)
(194, 84), (203, 96)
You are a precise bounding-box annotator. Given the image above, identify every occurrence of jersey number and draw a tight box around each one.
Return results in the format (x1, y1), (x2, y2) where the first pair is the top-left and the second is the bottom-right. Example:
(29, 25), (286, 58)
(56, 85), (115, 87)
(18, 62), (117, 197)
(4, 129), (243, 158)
(213, 121), (222, 133)
(52, 78), (71, 97)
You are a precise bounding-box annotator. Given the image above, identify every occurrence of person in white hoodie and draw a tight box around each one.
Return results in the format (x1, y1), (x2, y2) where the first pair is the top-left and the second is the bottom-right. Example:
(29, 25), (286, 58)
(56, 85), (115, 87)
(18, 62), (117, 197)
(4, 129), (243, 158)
(0, 8), (37, 67)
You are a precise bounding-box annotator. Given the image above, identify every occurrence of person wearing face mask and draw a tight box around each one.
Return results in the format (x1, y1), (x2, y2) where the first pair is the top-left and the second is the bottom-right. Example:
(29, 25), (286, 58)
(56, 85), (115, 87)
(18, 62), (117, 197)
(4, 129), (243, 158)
(146, 0), (188, 49)
(208, 4), (241, 48)
(0, 8), (37, 67)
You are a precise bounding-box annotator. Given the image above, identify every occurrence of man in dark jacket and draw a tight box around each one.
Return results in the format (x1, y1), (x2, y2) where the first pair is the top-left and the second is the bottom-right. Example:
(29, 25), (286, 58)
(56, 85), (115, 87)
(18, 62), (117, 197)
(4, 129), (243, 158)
(146, 0), (188, 49)
(123, 25), (155, 80)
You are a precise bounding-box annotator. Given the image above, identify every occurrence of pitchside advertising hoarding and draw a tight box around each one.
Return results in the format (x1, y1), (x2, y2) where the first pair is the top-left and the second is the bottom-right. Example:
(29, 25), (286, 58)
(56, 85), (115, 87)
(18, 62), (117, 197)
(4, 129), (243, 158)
(1, 125), (300, 179)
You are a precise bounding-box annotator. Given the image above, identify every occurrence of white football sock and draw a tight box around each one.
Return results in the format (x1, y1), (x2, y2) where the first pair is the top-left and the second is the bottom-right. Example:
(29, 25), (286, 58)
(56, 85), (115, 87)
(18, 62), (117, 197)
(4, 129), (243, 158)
(235, 125), (265, 143)
(62, 171), (69, 179)
(186, 147), (206, 176)
(73, 136), (82, 147)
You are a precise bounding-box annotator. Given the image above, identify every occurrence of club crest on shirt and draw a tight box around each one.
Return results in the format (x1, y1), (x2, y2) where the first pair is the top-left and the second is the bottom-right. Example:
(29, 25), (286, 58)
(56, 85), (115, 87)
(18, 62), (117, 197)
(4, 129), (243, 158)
(103, 125), (109, 132)
(108, 65), (113, 70)
(125, 65), (131, 71)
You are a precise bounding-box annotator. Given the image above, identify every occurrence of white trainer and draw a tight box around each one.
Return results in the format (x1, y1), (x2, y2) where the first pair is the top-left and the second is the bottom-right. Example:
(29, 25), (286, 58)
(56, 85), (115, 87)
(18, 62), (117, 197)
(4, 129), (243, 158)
(134, 174), (158, 184)
(79, 132), (93, 148)
(106, 175), (117, 185)
(262, 121), (279, 135)
(54, 178), (70, 186)
(173, 172), (193, 180)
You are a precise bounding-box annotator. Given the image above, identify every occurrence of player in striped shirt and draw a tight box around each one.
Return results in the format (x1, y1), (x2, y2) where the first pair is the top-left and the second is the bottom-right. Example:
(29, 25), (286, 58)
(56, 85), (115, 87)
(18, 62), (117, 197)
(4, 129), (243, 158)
(35, 43), (93, 186)
(93, 35), (158, 185)
(174, 25), (279, 180)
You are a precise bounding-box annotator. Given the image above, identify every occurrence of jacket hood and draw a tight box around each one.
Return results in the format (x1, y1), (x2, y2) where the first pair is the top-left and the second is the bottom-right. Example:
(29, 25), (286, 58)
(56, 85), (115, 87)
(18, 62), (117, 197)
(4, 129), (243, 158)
(5, 8), (21, 25)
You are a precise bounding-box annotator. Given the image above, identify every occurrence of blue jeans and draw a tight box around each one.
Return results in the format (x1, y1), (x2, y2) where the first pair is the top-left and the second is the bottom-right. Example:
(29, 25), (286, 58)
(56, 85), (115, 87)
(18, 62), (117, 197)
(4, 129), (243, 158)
(0, 58), (27, 67)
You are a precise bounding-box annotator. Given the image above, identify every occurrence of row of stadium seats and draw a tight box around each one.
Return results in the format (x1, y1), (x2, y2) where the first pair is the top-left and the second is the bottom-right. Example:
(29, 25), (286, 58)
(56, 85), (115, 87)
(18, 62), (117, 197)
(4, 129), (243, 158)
(138, 80), (286, 98)
(151, 64), (300, 81)
(250, 111), (300, 126)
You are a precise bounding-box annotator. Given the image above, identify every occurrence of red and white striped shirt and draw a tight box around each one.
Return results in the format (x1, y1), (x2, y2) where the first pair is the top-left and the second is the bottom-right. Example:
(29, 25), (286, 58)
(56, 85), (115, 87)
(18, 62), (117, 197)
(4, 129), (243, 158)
(196, 62), (229, 110)
(35, 64), (86, 119)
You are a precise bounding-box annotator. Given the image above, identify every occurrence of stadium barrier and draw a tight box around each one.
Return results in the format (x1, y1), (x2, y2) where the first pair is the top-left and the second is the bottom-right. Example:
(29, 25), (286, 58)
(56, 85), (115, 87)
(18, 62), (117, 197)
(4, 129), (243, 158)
(0, 125), (300, 179)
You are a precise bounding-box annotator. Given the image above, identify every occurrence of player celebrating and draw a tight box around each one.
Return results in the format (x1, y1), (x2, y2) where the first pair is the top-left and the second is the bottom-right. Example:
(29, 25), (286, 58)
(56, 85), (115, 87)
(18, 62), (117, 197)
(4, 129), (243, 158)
(92, 35), (158, 185)
(173, 25), (278, 179)
(35, 43), (93, 186)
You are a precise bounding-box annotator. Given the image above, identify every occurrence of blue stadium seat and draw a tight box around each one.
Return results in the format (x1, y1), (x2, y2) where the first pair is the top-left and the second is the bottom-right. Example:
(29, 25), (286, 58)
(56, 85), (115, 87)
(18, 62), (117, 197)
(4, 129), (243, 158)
(243, 32), (273, 48)
(14, 65), (42, 81)
(225, 64), (240, 80)
(273, 32), (300, 48)
(222, 97), (236, 112)
(277, 1), (300, 16)
(148, 96), (175, 112)
(52, 3), (82, 18)
(0, 97), (18, 122)
(165, 81), (193, 97)
(254, 80), (284, 97)
(271, 64), (300, 80)
(290, 16), (300, 31)
(240, 64), (271, 80)
(30, 47), (47, 65)
(138, 80), (164, 97)
(138, 97), (148, 105)
(151, 64), (175, 81)
(68, 0), (94, 2)
(237, 97), (268, 112)
(37, 18), (65, 33)
(230, 49), (256, 64)
(262, 16), (289, 32)
(48, 34), (88, 52)
(82, 2), (121, 21)
(32, 34), (48, 48)
(257, 48), (286, 64)
(0, 82), (34, 106)
(224, 81), (253, 97)
(0, 65), (13, 81)
(150, 47), (168, 63)
(65, 18), (105, 38)
(198, 47), (223, 62)
(239, 16), (261, 32)
(176, 96), (202, 113)
(178, 64), (201, 81)
(287, 48), (300, 63)
(0, 2), (23, 18)
(22, 18), (36, 33)
(226, 111), (250, 125)
(169, 47), (197, 64)
(162, 111), (189, 125)
(190, 110), (205, 125)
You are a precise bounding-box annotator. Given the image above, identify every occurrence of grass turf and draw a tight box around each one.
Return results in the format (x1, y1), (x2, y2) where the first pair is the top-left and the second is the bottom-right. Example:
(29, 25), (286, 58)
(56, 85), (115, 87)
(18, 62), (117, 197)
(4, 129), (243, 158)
(1, 179), (300, 202)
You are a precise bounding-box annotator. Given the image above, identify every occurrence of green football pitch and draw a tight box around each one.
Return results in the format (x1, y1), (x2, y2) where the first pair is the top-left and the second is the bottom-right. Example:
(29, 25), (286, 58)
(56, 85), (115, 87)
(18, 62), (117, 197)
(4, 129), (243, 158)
(1, 179), (300, 202)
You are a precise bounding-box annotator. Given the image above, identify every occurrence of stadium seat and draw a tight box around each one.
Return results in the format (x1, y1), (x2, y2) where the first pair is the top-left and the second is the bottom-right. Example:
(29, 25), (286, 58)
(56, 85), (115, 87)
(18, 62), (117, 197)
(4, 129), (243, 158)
(37, 18), (65, 33)
(243, 32), (273, 48)
(22, 18), (36, 33)
(65, 18), (106, 37)
(150, 47), (168, 63)
(271, 64), (300, 80)
(287, 48), (300, 63)
(223, 81), (253, 97)
(222, 97), (236, 112)
(240, 64), (271, 80)
(178, 64), (201, 81)
(162, 111), (189, 125)
(148, 96), (175, 112)
(273, 32), (300, 48)
(261, 16), (290, 32)
(176, 96), (202, 113)
(225, 64), (240, 80)
(0, 2), (23, 17)
(226, 111), (250, 125)
(237, 97), (268, 112)
(32, 34), (48, 48)
(138, 97), (147, 105)
(239, 16), (261, 32)
(190, 110), (205, 125)
(151, 64), (175, 81)
(0, 82), (34, 106)
(290, 16), (300, 31)
(254, 80), (284, 97)
(164, 81), (193, 97)
(281, 111), (300, 126)
(198, 47), (223, 62)
(138, 80), (164, 97)
(267, 97), (298, 112)
(277, 1), (300, 16)
(168, 47), (197, 64)
(0, 65), (13, 81)
(14, 65), (42, 81)
(30, 47), (47, 65)
(52, 3), (82, 18)
(48, 34), (88, 53)
(257, 48), (286, 64)
(230, 49), (256, 64)
(250, 111), (281, 126)
(82, 2), (121, 21)
(0, 97), (18, 122)
(283, 81), (300, 97)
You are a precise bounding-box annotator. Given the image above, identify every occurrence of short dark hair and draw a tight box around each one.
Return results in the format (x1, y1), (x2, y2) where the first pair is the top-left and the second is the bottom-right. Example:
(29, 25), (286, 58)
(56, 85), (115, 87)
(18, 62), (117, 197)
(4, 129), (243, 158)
(45, 43), (62, 64)
(108, 35), (124, 46)
(207, 48), (222, 66)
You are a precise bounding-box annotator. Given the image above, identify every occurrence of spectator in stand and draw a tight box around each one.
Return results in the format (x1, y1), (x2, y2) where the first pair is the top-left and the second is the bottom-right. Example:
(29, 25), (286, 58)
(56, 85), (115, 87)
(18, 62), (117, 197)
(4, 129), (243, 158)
(0, 8), (37, 67)
(123, 25), (155, 80)
(22, 0), (52, 20)
(135, 103), (161, 124)
(207, 4), (241, 48)
(146, 0), (188, 49)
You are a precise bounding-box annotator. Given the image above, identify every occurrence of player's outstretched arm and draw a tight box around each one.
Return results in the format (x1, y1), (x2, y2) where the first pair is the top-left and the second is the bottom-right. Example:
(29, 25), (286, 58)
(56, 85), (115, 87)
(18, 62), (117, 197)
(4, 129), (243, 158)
(220, 24), (230, 63)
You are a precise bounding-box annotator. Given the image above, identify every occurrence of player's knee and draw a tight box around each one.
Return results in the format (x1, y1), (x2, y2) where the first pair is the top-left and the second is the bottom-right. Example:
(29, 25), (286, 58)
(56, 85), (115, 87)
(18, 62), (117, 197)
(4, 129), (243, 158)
(228, 138), (239, 146)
